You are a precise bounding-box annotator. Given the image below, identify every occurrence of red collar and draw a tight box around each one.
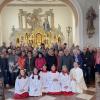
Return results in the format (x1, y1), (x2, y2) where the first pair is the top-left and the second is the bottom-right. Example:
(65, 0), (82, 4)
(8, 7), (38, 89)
(51, 70), (56, 73)
(42, 70), (47, 73)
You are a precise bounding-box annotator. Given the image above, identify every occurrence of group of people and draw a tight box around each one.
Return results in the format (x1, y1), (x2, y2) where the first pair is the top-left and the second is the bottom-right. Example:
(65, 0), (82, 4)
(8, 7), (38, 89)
(14, 63), (87, 99)
(0, 42), (100, 98)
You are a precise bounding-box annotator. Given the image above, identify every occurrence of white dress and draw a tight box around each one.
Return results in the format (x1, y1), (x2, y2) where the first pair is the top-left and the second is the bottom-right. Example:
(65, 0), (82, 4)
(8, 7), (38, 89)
(39, 71), (49, 93)
(70, 67), (87, 93)
(60, 72), (71, 92)
(47, 71), (61, 93)
(29, 74), (42, 96)
(15, 76), (29, 94)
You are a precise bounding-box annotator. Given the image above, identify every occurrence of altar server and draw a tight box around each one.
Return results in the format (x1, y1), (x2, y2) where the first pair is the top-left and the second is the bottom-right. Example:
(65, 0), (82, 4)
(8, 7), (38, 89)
(29, 67), (42, 96)
(39, 65), (49, 93)
(14, 69), (29, 99)
(70, 62), (87, 93)
(60, 65), (71, 94)
(48, 65), (61, 95)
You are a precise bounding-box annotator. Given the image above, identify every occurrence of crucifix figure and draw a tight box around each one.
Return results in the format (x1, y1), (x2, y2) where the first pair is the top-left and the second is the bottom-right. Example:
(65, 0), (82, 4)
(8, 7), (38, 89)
(86, 6), (97, 38)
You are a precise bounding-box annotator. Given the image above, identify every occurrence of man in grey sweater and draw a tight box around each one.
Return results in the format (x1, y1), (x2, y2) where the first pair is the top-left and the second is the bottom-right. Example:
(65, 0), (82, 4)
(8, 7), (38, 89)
(60, 49), (74, 71)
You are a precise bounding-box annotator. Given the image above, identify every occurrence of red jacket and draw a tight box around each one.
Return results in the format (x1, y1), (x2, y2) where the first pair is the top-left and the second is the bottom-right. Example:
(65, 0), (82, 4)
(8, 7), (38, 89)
(18, 56), (26, 69)
(35, 57), (46, 70)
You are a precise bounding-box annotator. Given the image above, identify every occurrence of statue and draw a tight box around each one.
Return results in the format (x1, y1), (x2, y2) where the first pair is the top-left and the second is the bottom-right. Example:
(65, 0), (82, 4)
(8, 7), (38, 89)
(26, 8), (42, 30)
(57, 24), (61, 33)
(12, 26), (15, 33)
(86, 6), (97, 38)
(43, 17), (51, 32)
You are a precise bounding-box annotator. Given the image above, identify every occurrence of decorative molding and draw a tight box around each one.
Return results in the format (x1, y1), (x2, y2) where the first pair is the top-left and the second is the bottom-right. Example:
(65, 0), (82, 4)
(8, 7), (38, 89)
(0, 0), (13, 12)
(7, 4), (66, 7)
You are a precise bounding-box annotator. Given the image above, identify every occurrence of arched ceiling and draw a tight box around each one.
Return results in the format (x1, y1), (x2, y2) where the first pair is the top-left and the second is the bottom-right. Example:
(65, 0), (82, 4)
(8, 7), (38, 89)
(9, 0), (62, 4)
(0, 0), (4, 5)
(0, 0), (78, 25)
(0, 0), (66, 12)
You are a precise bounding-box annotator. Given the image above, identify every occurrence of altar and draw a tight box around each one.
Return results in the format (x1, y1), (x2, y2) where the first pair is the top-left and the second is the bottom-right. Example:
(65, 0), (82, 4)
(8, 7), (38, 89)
(10, 8), (64, 48)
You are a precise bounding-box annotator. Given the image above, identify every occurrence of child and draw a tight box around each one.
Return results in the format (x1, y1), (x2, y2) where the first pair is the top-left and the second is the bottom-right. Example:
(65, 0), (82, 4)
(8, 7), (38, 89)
(14, 69), (29, 99)
(70, 62), (87, 93)
(35, 52), (46, 71)
(29, 67), (42, 96)
(39, 65), (49, 93)
(48, 65), (61, 95)
(60, 65), (72, 95)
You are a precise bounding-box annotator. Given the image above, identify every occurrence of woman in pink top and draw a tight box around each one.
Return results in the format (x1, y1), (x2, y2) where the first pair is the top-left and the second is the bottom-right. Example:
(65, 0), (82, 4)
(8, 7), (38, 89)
(95, 48), (100, 73)
(35, 52), (46, 71)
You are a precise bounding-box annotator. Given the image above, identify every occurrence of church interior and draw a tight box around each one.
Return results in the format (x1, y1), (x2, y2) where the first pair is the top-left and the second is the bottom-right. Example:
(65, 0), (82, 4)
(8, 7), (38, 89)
(0, 0), (100, 100)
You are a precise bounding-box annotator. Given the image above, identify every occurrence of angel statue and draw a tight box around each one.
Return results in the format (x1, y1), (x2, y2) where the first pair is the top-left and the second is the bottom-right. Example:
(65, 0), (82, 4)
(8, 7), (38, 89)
(86, 6), (97, 38)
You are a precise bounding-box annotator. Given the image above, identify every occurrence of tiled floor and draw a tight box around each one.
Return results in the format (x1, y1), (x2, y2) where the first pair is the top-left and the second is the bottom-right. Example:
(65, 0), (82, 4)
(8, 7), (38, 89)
(3, 73), (100, 100)
(4, 86), (97, 100)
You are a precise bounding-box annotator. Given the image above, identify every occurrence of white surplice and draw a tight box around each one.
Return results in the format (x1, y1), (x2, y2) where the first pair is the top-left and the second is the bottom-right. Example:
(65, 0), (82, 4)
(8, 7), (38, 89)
(47, 71), (61, 93)
(15, 76), (29, 94)
(70, 67), (87, 93)
(29, 74), (42, 96)
(60, 72), (71, 92)
(39, 71), (49, 93)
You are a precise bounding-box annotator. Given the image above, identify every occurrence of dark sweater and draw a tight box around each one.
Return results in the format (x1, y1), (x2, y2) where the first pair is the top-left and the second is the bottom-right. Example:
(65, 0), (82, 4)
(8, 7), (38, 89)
(46, 54), (57, 71)
(60, 54), (74, 71)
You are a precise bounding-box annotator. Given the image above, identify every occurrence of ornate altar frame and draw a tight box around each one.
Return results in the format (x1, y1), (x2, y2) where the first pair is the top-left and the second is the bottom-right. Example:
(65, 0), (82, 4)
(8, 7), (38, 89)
(10, 8), (64, 48)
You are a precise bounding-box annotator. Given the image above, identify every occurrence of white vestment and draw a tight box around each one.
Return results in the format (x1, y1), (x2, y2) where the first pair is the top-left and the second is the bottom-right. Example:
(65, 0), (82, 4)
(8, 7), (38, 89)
(15, 76), (29, 94)
(39, 71), (49, 93)
(70, 67), (87, 93)
(29, 75), (42, 96)
(47, 71), (61, 93)
(60, 72), (71, 92)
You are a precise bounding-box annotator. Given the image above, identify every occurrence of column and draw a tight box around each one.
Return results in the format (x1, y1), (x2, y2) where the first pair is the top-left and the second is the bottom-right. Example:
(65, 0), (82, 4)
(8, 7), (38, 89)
(0, 14), (2, 46)
(50, 9), (54, 29)
(23, 11), (27, 29)
(18, 9), (23, 29)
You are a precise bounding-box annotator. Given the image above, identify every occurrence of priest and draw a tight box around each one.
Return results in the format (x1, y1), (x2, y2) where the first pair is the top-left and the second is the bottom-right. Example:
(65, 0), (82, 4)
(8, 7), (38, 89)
(70, 62), (87, 93)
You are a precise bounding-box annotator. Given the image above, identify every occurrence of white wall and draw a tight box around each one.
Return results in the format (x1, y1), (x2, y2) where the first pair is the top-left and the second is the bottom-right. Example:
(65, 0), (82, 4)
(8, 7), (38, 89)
(0, 14), (2, 45)
(1, 5), (74, 46)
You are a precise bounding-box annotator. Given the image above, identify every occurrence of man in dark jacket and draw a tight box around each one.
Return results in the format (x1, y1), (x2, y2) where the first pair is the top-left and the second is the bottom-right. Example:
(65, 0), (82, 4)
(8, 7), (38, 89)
(81, 48), (95, 84)
(60, 49), (74, 71)
(25, 51), (34, 76)
(46, 49), (57, 71)
(0, 52), (9, 88)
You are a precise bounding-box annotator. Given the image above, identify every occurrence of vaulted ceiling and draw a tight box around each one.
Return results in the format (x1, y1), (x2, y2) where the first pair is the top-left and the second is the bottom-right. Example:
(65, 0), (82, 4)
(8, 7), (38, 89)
(8, 0), (64, 4)
(0, 0), (63, 5)
(0, 0), (65, 11)
(0, 0), (4, 5)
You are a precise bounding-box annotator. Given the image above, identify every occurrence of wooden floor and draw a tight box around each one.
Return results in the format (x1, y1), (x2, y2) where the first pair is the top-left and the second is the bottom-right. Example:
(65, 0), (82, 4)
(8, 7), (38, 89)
(3, 74), (100, 100)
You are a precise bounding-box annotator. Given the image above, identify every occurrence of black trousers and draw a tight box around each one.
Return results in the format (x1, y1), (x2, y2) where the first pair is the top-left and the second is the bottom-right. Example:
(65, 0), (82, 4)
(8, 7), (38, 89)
(2, 70), (9, 85)
(9, 71), (18, 86)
